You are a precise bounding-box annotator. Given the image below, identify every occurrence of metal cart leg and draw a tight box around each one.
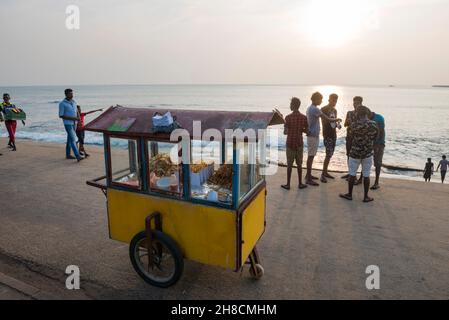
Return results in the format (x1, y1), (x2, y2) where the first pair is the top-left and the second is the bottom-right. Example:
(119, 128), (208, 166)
(247, 246), (264, 279)
(145, 212), (162, 269)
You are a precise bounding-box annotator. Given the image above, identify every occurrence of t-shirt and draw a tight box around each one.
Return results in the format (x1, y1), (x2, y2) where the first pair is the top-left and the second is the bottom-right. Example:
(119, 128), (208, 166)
(59, 98), (78, 125)
(321, 105), (337, 139)
(372, 113), (386, 145)
(76, 113), (86, 131)
(349, 119), (379, 159)
(284, 111), (308, 149)
(439, 159), (449, 171)
(306, 104), (321, 137)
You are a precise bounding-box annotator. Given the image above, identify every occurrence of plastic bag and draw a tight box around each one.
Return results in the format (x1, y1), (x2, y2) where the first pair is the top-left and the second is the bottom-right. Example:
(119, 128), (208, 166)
(152, 112), (173, 127)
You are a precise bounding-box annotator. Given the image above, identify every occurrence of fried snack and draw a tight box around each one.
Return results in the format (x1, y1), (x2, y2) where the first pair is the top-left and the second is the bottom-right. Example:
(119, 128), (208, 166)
(191, 161), (208, 173)
(149, 154), (176, 177)
(208, 165), (233, 190)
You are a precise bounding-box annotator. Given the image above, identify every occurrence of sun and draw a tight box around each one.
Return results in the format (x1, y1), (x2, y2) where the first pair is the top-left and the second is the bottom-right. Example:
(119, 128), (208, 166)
(302, 0), (368, 48)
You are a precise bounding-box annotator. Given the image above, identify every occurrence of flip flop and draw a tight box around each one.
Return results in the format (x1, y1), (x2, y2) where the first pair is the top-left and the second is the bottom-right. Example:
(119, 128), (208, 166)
(281, 185), (291, 190)
(307, 180), (319, 186)
(370, 185), (380, 190)
(298, 184), (308, 189)
(363, 197), (374, 203)
(320, 176), (328, 183)
(339, 193), (353, 201)
(324, 173), (335, 179)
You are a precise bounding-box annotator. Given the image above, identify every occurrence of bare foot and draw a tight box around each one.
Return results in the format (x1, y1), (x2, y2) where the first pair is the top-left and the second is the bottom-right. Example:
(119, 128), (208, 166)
(281, 185), (290, 190)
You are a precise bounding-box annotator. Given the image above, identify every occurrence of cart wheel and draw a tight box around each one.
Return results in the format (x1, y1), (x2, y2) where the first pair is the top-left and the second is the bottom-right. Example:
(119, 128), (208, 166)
(249, 263), (264, 280)
(129, 230), (184, 288)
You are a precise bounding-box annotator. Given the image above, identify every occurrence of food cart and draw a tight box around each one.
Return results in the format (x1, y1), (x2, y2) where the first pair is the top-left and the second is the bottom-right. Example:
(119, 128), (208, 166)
(85, 105), (283, 287)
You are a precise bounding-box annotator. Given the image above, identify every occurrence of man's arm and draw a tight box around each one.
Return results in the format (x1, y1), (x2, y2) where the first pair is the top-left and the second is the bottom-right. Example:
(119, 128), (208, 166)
(302, 118), (308, 134)
(319, 110), (341, 122)
(60, 115), (79, 121)
(344, 111), (351, 127)
(85, 108), (103, 115)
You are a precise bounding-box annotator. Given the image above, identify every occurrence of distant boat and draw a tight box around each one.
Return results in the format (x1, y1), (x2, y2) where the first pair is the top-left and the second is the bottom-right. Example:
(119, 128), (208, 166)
(433, 85), (449, 88)
(389, 85), (395, 87)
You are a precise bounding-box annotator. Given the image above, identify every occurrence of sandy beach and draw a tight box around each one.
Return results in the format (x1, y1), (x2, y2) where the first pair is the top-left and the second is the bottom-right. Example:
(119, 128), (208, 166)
(0, 138), (448, 299)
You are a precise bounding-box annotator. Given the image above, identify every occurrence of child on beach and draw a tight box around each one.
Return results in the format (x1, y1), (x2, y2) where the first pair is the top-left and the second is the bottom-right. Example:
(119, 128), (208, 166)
(424, 158), (434, 182)
(1, 93), (25, 151)
(76, 105), (103, 157)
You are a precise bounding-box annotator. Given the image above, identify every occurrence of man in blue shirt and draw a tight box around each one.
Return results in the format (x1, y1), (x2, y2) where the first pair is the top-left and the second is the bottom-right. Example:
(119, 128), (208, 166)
(59, 88), (83, 161)
(370, 111), (385, 190)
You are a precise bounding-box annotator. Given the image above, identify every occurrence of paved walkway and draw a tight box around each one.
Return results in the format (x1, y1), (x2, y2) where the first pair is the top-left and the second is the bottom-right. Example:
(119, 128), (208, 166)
(0, 139), (448, 299)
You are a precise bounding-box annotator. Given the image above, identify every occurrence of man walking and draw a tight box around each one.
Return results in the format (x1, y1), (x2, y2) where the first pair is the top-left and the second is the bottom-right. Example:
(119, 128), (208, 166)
(437, 155), (449, 183)
(340, 106), (378, 202)
(342, 96), (364, 181)
(305, 92), (340, 186)
(320, 93), (341, 183)
(59, 89), (83, 161)
(281, 97), (308, 190)
(370, 111), (386, 190)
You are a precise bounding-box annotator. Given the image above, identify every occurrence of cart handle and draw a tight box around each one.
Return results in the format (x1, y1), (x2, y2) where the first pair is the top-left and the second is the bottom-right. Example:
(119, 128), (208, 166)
(86, 176), (107, 196)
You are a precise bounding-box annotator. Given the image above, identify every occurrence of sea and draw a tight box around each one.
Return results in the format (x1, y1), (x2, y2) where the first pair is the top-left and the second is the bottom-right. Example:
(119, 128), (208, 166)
(1, 84), (448, 180)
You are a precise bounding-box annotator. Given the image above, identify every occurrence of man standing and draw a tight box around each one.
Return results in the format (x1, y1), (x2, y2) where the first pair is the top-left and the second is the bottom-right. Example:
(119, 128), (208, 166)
(370, 111), (386, 190)
(320, 94), (341, 183)
(342, 96), (364, 181)
(59, 89), (83, 161)
(305, 92), (340, 186)
(437, 155), (449, 183)
(281, 97), (308, 190)
(340, 106), (378, 202)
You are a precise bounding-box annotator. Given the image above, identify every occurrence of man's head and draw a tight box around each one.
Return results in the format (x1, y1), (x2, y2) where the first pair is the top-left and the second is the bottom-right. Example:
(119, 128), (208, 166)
(356, 105), (371, 120)
(290, 97), (301, 111)
(3, 93), (10, 103)
(311, 92), (323, 106)
(353, 96), (363, 109)
(428, 158), (432, 162)
(443, 155), (447, 160)
(65, 88), (74, 100)
(328, 93), (338, 108)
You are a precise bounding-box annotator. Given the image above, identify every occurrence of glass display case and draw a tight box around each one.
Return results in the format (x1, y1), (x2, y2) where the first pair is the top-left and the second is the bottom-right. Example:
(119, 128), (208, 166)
(190, 140), (233, 205)
(109, 137), (141, 189)
(147, 141), (183, 196)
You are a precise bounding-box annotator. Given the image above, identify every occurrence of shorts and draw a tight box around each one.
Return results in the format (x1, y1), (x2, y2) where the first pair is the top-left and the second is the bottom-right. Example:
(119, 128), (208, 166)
(373, 144), (385, 168)
(76, 130), (85, 145)
(307, 136), (319, 157)
(324, 136), (336, 157)
(286, 147), (303, 167)
(348, 156), (373, 178)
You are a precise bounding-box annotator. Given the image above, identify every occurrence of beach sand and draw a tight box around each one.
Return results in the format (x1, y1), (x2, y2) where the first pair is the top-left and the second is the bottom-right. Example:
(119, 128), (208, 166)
(0, 138), (448, 299)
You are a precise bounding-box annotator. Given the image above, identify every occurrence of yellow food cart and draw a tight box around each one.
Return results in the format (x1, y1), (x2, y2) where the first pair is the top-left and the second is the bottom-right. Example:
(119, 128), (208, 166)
(85, 106), (283, 287)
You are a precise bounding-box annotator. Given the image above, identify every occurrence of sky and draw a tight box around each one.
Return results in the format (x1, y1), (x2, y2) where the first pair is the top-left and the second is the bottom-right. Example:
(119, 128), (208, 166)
(0, 0), (449, 86)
